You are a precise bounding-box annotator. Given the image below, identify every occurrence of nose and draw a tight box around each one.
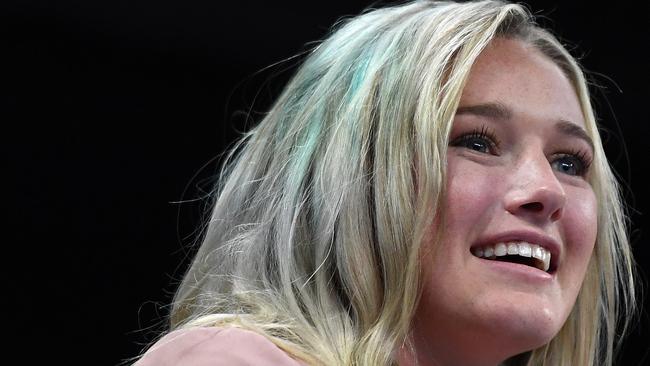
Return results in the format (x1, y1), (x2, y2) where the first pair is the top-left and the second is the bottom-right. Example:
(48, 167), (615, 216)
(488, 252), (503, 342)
(504, 151), (567, 223)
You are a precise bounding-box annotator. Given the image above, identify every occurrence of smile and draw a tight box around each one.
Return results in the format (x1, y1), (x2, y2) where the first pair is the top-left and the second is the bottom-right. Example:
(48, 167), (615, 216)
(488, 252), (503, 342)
(471, 242), (551, 272)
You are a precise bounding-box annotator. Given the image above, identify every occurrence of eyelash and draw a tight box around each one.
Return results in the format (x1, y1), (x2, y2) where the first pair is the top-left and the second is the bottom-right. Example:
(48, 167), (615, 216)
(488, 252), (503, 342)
(450, 125), (500, 155)
(552, 149), (593, 177)
(450, 126), (593, 177)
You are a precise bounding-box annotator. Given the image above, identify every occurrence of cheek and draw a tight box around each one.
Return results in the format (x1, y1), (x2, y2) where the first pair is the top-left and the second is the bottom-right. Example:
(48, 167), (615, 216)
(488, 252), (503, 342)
(444, 158), (502, 226)
(567, 189), (597, 251)
(562, 188), (598, 284)
(423, 157), (499, 278)
(424, 158), (503, 283)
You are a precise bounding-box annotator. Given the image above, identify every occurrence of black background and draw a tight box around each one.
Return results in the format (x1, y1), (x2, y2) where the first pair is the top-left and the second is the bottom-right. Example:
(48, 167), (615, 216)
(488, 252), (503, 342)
(3, 1), (648, 365)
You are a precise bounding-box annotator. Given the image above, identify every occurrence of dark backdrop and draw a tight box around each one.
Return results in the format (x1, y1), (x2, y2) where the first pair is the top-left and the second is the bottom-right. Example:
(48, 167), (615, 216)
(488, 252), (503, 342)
(3, 1), (648, 365)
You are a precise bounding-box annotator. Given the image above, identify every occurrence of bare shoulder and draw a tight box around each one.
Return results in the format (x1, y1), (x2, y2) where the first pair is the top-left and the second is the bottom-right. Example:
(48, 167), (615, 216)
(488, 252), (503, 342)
(135, 327), (307, 366)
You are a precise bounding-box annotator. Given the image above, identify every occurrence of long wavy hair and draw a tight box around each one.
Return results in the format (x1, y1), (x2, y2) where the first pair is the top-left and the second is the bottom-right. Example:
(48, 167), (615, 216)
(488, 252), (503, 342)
(166, 1), (636, 365)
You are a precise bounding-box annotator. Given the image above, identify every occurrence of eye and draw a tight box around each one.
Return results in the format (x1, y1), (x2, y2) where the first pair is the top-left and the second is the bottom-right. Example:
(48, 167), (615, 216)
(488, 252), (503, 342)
(449, 126), (499, 155)
(551, 152), (591, 177)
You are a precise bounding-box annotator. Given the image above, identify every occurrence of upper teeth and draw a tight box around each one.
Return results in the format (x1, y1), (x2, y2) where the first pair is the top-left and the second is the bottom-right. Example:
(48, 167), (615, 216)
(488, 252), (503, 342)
(472, 242), (551, 272)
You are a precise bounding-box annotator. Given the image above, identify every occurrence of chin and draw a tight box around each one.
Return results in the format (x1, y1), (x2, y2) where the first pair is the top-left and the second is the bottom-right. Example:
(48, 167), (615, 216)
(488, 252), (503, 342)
(481, 298), (566, 355)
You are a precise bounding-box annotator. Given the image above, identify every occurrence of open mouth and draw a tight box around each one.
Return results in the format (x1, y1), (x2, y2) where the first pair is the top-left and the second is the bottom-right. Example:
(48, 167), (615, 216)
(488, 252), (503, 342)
(471, 242), (552, 273)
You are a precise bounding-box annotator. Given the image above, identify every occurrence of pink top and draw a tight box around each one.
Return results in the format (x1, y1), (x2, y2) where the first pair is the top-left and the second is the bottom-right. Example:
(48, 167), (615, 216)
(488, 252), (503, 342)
(135, 327), (308, 366)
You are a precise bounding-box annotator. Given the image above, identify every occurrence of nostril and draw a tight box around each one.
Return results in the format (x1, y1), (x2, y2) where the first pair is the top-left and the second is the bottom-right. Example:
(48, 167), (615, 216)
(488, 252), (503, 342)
(550, 208), (563, 221)
(521, 202), (544, 212)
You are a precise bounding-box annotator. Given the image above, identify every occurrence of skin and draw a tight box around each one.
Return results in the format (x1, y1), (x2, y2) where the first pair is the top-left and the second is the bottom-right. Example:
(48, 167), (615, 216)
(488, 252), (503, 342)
(398, 38), (597, 365)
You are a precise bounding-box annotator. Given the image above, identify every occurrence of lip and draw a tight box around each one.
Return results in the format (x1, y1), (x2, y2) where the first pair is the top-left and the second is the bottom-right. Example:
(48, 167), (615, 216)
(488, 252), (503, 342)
(471, 230), (561, 274)
(477, 258), (554, 282)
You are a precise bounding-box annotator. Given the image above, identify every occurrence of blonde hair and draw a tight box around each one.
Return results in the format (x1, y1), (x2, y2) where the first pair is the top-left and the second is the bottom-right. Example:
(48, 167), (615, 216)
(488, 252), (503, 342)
(166, 1), (636, 365)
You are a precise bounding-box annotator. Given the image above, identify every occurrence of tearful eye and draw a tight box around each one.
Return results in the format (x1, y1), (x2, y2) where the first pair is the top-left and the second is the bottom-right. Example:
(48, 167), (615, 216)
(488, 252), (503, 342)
(551, 154), (587, 176)
(449, 126), (499, 155)
(461, 138), (491, 153)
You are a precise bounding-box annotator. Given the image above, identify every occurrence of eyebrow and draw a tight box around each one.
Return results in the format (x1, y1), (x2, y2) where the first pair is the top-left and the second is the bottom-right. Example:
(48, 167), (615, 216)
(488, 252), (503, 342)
(555, 120), (594, 151)
(455, 102), (594, 151)
(456, 102), (512, 120)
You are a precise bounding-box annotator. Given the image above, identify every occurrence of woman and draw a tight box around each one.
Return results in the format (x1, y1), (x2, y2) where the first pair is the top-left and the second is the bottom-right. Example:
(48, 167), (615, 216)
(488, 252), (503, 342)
(135, 1), (636, 365)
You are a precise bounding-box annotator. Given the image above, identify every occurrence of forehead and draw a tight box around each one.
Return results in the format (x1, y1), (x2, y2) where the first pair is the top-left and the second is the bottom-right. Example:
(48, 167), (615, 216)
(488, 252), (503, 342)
(459, 38), (585, 130)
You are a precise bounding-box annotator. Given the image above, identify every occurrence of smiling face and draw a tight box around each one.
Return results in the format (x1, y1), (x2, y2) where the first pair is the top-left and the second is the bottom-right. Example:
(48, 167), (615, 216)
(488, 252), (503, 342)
(405, 38), (598, 366)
